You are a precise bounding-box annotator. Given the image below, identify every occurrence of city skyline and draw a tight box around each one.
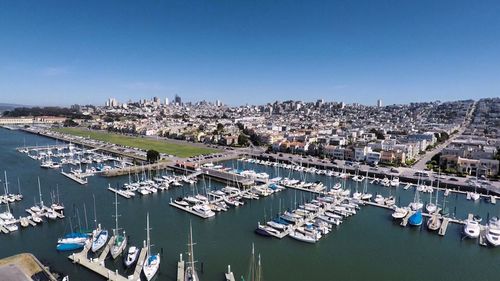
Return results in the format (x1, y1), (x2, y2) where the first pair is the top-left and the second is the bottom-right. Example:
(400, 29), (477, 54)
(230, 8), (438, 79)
(1, 1), (500, 106)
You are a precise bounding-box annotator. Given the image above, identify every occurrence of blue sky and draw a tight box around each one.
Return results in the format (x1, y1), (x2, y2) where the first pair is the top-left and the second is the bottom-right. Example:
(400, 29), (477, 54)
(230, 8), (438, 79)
(0, 0), (499, 106)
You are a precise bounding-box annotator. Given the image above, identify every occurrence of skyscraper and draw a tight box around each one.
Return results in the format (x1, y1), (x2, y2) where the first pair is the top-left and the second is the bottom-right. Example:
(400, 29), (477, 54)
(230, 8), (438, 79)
(377, 99), (383, 107)
(174, 94), (182, 105)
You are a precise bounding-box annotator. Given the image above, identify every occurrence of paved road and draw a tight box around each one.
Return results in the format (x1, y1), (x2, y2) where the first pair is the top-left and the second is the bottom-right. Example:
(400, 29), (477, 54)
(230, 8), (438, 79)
(413, 101), (477, 170)
(244, 151), (500, 194)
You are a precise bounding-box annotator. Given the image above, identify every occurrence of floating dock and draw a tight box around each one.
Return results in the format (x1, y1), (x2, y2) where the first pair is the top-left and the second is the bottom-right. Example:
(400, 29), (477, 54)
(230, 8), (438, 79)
(438, 218), (450, 236)
(225, 265), (236, 281)
(69, 241), (147, 281)
(169, 200), (212, 219)
(107, 187), (131, 199)
(61, 171), (88, 185)
(177, 254), (185, 281)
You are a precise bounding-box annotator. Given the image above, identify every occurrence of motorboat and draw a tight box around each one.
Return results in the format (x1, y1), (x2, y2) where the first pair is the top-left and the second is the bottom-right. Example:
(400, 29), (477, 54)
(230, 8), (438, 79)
(486, 217), (500, 247)
(192, 204), (216, 218)
(463, 220), (480, 239)
(255, 222), (281, 237)
(267, 221), (287, 230)
(374, 194), (385, 204)
(124, 246), (139, 267)
(392, 207), (409, 219)
(289, 230), (317, 243)
(174, 198), (190, 207)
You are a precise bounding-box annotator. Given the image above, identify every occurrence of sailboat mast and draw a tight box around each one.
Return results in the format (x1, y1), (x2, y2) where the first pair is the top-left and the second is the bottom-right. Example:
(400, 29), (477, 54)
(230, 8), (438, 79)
(4, 171), (9, 194)
(188, 222), (196, 269)
(83, 203), (89, 231)
(93, 194), (97, 229)
(114, 192), (119, 234)
(146, 212), (151, 257)
(37, 177), (43, 207)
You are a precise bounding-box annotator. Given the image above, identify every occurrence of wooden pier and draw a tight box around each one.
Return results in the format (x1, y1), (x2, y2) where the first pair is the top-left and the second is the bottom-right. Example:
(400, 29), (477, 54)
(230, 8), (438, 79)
(69, 240), (148, 281)
(177, 254), (185, 281)
(479, 226), (488, 246)
(61, 170), (88, 185)
(107, 186), (131, 199)
(132, 246), (148, 279)
(169, 200), (213, 219)
(438, 218), (450, 236)
(98, 236), (115, 263)
(400, 211), (414, 227)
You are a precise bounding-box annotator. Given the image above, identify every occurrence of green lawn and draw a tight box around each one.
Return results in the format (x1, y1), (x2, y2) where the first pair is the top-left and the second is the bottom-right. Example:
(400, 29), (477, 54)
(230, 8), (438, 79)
(53, 127), (217, 158)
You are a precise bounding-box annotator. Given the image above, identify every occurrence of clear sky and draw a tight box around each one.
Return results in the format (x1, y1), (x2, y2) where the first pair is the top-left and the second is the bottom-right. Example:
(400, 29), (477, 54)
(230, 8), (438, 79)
(0, 0), (499, 106)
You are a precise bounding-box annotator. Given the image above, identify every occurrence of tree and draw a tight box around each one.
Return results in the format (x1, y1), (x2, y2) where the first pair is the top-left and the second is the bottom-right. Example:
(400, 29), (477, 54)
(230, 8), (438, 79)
(236, 122), (244, 130)
(217, 123), (224, 132)
(238, 133), (249, 146)
(146, 149), (160, 163)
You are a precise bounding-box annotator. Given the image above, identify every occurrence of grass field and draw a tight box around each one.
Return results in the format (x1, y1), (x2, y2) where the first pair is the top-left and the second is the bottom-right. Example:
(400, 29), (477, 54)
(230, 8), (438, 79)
(53, 127), (217, 158)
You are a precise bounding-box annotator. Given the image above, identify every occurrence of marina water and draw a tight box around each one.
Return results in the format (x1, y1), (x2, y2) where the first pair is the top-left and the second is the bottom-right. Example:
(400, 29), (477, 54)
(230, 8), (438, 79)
(0, 128), (499, 281)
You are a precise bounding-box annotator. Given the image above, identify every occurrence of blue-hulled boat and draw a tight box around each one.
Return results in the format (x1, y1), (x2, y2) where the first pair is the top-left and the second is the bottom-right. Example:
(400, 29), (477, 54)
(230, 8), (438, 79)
(408, 211), (423, 226)
(57, 242), (85, 251)
(273, 216), (291, 225)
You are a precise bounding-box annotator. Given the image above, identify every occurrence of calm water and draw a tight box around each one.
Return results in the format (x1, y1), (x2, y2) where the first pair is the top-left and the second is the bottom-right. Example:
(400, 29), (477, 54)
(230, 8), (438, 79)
(0, 128), (499, 281)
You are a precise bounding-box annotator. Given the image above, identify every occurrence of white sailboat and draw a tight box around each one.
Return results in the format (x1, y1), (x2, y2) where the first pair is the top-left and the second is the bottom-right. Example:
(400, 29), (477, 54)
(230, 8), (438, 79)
(143, 213), (160, 281)
(409, 186), (423, 211)
(110, 192), (127, 259)
(185, 223), (199, 281)
(91, 195), (108, 252)
(426, 177), (439, 214)
(361, 171), (372, 200)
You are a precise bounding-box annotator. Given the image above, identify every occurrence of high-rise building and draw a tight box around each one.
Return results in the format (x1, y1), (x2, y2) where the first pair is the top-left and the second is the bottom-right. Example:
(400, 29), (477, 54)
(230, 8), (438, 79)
(174, 94), (182, 105)
(165, 98), (169, 105)
(106, 97), (118, 107)
(377, 99), (383, 107)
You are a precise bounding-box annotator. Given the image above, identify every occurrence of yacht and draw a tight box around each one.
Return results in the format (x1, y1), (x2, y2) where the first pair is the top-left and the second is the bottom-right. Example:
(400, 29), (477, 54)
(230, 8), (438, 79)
(390, 177), (400, 187)
(255, 222), (281, 237)
(463, 219), (480, 239)
(124, 246), (139, 267)
(374, 194), (385, 204)
(485, 217), (500, 247)
(143, 213), (160, 281)
(192, 204), (216, 218)
(289, 230), (318, 243)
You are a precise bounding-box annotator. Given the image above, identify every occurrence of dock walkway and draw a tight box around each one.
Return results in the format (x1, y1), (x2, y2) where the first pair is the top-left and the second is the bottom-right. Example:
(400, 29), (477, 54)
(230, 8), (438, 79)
(177, 254), (185, 281)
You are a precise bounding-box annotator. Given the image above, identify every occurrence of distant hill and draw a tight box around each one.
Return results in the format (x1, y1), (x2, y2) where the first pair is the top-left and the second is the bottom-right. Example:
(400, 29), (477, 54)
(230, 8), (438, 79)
(0, 103), (29, 113)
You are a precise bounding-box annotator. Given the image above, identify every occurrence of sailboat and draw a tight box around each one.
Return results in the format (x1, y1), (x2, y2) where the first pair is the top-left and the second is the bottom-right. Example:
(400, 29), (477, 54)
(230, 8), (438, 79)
(409, 186), (423, 211)
(91, 195), (109, 252)
(245, 244), (263, 281)
(361, 171), (372, 200)
(57, 210), (89, 251)
(426, 213), (441, 231)
(110, 192), (127, 259)
(0, 172), (16, 223)
(426, 178), (439, 214)
(184, 223), (199, 281)
(408, 210), (423, 226)
(143, 213), (160, 281)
